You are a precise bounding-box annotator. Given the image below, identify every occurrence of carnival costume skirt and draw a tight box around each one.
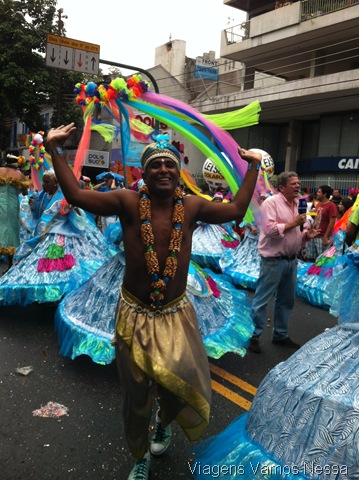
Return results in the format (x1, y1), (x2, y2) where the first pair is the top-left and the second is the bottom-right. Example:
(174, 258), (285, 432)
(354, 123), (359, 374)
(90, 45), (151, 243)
(191, 223), (240, 271)
(0, 182), (22, 255)
(55, 254), (254, 365)
(296, 235), (346, 309)
(0, 211), (112, 306)
(192, 243), (359, 479)
(188, 262), (253, 359)
(116, 286), (211, 443)
(220, 231), (260, 290)
(192, 324), (359, 479)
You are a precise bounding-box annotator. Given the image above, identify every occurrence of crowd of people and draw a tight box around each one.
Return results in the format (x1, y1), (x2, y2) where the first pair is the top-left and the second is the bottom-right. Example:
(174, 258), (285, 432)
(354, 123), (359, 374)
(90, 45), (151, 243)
(1, 124), (359, 479)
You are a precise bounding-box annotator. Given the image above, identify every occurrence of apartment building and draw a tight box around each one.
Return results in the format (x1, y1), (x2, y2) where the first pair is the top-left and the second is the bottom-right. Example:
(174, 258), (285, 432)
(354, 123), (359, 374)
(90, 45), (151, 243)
(190, 0), (359, 191)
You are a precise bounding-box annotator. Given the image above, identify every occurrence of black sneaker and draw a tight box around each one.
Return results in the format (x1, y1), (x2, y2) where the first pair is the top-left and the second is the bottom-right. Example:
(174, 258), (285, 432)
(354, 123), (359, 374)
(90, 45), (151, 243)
(248, 337), (261, 353)
(150, 409), (172, 456)
(272, 337), (300, 349)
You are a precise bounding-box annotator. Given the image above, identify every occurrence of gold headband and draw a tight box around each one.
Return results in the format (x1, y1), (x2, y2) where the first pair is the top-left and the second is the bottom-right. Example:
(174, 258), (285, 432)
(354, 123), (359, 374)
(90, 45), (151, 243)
(142, 150), (181, 173)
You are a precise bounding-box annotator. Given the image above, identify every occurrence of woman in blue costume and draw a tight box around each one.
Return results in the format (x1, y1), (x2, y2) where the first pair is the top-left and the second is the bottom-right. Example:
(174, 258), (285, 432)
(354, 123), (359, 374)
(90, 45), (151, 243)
(295, 232), (345, 308)
(55, 253), (254, 365)
(191, 193), (241, 272)
(295, 201), (355, 308)
(0, 170), (112, 306)
(19, 192), (35, 243)
(192, 241), (359, 480)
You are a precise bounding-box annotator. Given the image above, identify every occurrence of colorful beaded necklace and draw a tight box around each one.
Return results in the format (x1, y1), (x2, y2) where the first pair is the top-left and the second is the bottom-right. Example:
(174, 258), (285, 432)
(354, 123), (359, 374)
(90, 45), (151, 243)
(139, 184), (184, 310)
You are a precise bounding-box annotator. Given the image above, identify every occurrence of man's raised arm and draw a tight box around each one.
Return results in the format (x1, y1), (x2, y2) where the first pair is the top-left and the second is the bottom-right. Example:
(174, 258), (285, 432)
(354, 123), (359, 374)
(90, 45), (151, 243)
(46, 123), (122, 216)
(231, 147), (262, 215)
(195, 148), (262, 225)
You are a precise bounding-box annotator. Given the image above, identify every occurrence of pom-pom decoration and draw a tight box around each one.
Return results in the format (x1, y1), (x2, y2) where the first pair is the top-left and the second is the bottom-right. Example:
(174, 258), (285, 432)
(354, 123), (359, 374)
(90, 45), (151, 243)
(17, 156), (27, 168)
(26, 132), (46, 191)
(28, 131), (45, 169)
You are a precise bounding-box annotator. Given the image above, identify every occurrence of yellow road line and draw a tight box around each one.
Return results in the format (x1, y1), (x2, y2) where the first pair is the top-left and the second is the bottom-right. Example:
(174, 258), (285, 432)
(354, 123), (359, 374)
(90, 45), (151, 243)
(209, 363), (258, 396)
(211, 380), (252, 410)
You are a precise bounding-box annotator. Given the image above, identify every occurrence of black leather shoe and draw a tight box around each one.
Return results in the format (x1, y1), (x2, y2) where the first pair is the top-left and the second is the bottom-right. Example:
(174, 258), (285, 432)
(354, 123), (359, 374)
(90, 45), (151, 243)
(248, 337), (261, 353)
(272, 337), (300, 349)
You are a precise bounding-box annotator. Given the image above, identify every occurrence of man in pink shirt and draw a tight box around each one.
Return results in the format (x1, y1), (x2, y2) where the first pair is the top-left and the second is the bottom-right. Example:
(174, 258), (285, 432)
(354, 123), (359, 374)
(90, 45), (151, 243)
(249, 171), (319, 353)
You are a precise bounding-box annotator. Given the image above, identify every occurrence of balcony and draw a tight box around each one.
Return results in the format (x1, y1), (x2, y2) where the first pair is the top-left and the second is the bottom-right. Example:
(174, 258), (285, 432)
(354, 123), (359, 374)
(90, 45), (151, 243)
(301, 0), (359, 21)
(191, 0), (359, 121)
(221, 1), (359, 82)
(224, 1), (359, 50)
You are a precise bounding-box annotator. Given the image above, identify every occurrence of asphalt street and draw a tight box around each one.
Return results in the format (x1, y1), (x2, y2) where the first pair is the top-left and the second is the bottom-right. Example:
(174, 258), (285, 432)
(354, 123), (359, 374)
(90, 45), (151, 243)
(0, 259), (337, 480)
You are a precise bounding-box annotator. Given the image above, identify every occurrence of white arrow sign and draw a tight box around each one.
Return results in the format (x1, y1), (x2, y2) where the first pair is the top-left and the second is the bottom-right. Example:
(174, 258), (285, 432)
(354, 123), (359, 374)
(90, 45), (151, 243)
(46, 34), (100, 74)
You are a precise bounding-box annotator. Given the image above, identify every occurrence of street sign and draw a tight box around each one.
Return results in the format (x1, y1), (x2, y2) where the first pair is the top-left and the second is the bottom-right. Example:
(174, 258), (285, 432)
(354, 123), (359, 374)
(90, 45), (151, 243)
(46, 34), (100, 74)
(194, 56), (219, 81)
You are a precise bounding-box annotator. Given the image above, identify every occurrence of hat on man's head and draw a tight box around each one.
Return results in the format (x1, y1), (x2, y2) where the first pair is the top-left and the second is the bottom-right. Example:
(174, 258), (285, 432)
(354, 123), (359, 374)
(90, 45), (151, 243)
(5, 154), (19, 168)
(43, 168), (57, 178)
(140, 133), (181, 174)
(104, 173), (114, 181)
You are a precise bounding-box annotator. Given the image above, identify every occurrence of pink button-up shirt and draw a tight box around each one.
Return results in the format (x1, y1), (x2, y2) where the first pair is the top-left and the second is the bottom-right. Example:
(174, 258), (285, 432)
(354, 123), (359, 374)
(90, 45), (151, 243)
(258, 193), (305, 257)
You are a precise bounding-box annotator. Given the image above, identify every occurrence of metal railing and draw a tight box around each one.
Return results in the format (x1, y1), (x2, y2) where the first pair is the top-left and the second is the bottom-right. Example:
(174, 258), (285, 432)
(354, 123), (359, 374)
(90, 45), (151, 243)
(224, 1), (359, 45)
(299, 175), (359, 194)
(225, 22), (250, 45)
(301, 0), (359, 21)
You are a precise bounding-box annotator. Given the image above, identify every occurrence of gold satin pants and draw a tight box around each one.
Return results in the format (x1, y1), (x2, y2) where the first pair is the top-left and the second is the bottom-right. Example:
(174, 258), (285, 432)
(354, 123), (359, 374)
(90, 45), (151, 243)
(114, 286), (211, 459)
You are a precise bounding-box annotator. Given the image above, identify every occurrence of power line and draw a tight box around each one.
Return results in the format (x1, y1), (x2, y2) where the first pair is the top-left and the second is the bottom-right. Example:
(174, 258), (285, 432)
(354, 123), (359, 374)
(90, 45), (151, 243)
(137, 31), (359, 107)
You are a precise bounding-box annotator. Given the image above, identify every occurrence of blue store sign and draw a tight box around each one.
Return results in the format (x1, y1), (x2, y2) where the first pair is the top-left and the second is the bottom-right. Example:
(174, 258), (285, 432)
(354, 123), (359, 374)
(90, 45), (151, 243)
(194, 56), (218, 81)
(297, 157), (359, 174)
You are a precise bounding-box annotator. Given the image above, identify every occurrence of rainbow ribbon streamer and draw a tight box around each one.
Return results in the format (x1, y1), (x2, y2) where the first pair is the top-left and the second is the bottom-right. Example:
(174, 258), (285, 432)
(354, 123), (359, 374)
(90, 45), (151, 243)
(180, 168), (213, 201)
(74, 75), (263, 222)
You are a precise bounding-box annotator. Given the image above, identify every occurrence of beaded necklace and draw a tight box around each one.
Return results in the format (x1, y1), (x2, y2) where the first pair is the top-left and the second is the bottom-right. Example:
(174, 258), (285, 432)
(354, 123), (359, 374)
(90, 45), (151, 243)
(139, 185), (184, 310)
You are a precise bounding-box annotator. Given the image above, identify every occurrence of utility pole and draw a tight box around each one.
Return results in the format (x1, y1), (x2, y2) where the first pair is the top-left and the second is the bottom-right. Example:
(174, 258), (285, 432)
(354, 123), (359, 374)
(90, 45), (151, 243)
(56, 8), (67, 125)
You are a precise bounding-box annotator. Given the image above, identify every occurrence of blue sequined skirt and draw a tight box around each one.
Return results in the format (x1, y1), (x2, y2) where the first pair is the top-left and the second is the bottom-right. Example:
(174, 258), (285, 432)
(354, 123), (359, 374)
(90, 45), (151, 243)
(192, 325), (359, 479)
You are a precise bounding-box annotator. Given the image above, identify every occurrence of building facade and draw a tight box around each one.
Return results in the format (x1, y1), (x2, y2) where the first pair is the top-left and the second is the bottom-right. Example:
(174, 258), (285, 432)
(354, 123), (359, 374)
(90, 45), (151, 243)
(7, 3), (359, 193)
(190, 0), (359, 192)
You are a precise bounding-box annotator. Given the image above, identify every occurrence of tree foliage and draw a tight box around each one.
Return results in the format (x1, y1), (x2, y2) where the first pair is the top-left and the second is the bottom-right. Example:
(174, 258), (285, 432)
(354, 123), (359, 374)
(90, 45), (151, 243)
(0, 0), (59, 143)
(0, 0), (99, 149)
(0, 0), (121, 151)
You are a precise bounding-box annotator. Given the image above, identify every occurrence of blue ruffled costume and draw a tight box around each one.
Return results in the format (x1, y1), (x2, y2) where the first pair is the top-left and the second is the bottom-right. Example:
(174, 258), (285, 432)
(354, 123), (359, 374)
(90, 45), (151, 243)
(296, 230), (347, 308)
(220, 225), (261, 290)
(0, 196), (112, 306)
(191, 222), (241, 271)
(192, 240), (359, 479)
